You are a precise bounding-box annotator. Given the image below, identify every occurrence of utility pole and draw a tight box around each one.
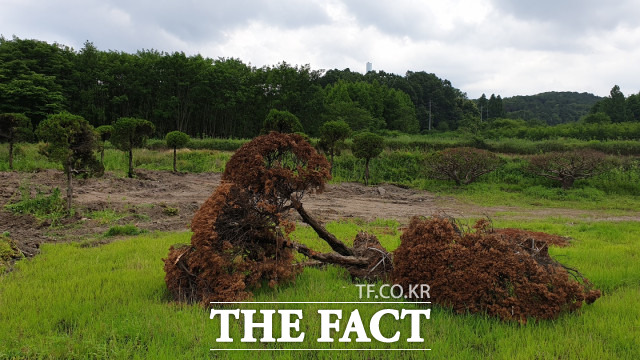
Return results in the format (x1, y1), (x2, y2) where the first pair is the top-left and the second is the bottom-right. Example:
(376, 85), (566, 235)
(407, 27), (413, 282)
(428, 100), (432, 131)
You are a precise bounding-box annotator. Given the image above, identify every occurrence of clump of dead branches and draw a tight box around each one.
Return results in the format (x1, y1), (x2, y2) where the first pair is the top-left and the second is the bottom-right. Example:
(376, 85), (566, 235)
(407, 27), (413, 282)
(392, 217), (601, 322)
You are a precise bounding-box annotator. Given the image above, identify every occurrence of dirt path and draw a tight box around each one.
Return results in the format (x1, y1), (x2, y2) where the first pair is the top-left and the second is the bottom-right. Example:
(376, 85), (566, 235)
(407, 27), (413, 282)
(1, 169), (638, 257)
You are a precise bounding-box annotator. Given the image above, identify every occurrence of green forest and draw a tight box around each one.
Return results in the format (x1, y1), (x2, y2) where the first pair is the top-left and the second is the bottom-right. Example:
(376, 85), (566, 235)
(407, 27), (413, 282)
(2, 36), (640, 141)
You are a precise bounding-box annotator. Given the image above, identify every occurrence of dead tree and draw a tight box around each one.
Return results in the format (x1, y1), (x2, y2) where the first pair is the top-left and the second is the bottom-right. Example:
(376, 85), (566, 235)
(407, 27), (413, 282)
(164, 132), (391, 304)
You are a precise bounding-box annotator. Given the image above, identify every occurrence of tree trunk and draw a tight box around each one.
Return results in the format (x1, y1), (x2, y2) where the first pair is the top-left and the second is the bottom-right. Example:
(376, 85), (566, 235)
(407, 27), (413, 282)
(364, 158), (370, 186)
(100, 148), (105, 164)
(128, 148), (134, 178)
(561, 176), (574, 190)
(66, 164), (73, 212)
(330, 150), (334, 176)
(9, 141), (13, 170)
(291, 199), (354, 256)
(173, 147), (177, 172)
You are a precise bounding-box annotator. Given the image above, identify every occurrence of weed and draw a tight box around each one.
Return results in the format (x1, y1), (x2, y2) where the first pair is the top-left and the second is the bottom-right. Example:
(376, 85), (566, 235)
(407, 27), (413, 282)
(162, 207), (179, 216)
(4, 183), (67, 225)
(104, 224), (146, 237)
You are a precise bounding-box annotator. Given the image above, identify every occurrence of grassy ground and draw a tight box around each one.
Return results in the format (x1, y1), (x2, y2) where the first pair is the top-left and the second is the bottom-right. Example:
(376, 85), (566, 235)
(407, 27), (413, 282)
(0, 219), (638, 359)
(2, 142), (640, 214)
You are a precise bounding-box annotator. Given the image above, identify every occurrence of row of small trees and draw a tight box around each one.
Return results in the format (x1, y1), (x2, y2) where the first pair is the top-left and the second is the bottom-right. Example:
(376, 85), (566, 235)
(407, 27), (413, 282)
(1, 111), (195, 210)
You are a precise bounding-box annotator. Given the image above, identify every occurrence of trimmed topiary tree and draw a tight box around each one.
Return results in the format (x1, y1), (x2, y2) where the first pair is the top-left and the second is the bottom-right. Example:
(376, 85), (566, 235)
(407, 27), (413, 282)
(0, 113), (33, 170)
(263, 109), (304, 134)
(36, 112), (103, 211)
(352, 131), (384, 185)
(319, 120), (351, 174)
(424, 147), (502, 185)
(165, 131), (190, 172)
(95, 125), (114, 165)
(110, 117), (155, 178)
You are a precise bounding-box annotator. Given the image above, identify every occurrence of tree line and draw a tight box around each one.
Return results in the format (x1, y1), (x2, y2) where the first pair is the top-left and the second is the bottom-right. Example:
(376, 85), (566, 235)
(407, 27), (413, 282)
(0, 36), (482, 138)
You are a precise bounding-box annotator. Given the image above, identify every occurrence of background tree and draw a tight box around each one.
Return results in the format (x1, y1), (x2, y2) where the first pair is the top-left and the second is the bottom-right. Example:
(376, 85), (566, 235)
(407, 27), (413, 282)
(424, 147), (502, 185)
(528, 150), (610, 190)
(318, 120), (351, 173)
(0, 113), (32, 169)
(352, 132), (384, 185)
(35, 112), (102, 210)
(110, 117), (155, 178)
(165, 130), (190, 172)
(581, 112), (611, 124)
(262, 109), (304, 134)
(95, 125), (113, 164)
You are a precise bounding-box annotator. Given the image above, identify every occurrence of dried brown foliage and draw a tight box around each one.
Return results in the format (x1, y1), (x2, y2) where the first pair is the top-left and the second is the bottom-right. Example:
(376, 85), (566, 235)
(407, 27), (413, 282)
(164, 183), (300, 304)
(528, 150), (610, 190)
(164, 132), (330, 304)
(424, 147), (502, 185)
(392, 217), (600, 322)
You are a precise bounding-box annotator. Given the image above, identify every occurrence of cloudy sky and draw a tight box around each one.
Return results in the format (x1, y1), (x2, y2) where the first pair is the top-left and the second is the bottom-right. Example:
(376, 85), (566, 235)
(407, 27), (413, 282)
(1, 0), (639, 98)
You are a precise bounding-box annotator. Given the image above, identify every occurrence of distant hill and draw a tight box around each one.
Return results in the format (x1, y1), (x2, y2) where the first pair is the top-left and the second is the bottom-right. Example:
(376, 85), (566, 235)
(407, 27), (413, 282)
(502, 92), (602, 125)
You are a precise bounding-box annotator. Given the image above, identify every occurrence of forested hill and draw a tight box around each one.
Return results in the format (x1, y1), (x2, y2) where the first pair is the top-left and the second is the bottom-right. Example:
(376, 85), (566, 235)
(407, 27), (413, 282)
(0, 36), (480, 138)
(502, 92), (602, 125)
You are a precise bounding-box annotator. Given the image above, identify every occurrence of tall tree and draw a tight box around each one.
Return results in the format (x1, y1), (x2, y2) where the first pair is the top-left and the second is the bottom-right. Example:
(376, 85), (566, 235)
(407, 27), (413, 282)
(0, 113), (32, 169)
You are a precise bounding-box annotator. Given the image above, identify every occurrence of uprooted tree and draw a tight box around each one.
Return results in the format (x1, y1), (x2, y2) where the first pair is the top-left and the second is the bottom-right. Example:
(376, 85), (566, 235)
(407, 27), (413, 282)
(164, 132), (391, 304)
(392, 217), (601, 322)
(164, 132), (600, 321)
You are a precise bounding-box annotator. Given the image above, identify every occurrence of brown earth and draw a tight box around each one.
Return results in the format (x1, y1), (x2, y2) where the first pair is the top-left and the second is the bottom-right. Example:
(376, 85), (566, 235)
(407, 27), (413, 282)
(0, 169), (638, 259)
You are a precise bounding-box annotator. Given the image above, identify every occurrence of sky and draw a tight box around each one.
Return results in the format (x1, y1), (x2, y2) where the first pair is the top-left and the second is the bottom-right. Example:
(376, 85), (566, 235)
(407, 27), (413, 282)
(1, 0), (639, 98)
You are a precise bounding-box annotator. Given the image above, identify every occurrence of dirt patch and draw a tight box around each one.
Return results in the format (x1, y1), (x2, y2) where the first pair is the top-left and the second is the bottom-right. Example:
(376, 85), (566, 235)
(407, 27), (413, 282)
(0, 169), (638, 260)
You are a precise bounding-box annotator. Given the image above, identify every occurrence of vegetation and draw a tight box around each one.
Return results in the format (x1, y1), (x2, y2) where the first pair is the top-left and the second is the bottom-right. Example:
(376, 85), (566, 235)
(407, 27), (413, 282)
(4, 185), (66, 225)
(0, 233), (22, 274)
(110, 117), (155, 178)
(104, 224), (146, 237)
(0, 113), (32, 169)
(527, 150), (611, 190)
(424, 147), (502, 185)
(262, 109), (304, 134)
(35, 112), (103, 210)
(501, 91), (601, 125)
(1, 218), (639, 358)
(352, 132), (384, 185)
(164, 130), (190, 172)
(95, 125), (113, 164)
(318, 120), (351, 173)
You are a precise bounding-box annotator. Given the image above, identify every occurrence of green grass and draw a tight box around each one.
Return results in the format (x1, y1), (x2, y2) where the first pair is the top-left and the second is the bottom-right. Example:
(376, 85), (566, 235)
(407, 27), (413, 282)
(4, 183), (68, 225)
(104, 224), (146, 237)
(0, 219), (638, 359)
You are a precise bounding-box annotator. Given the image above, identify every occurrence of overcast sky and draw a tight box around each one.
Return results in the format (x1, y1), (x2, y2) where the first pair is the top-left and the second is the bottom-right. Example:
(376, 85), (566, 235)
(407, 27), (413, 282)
(1, 0), (639, 98)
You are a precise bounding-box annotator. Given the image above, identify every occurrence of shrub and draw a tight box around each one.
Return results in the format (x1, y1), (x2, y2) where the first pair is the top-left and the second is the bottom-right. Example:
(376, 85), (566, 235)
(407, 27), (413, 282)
(392, 217), (601, 322)
(95, 125), (114, 164)
(527, 150), (611, 190)
(352, 132), (384, 185)
(424, 147), (502, 185)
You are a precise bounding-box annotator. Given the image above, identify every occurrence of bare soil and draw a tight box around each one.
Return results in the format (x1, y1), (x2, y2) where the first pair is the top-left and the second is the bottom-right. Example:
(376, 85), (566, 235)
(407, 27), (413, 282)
(1, 169), (637, 258)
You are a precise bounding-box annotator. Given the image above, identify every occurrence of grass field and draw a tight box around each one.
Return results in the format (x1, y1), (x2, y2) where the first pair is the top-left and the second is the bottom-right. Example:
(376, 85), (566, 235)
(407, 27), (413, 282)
(1, 219), (639, 359)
